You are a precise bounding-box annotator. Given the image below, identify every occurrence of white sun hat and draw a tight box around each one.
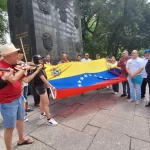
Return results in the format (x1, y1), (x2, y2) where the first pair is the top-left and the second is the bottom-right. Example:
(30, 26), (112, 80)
(0, 43), (20, 57)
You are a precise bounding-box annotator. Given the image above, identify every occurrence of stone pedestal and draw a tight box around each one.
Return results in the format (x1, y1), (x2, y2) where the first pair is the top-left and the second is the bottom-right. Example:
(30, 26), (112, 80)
(7, 0), (82, 64)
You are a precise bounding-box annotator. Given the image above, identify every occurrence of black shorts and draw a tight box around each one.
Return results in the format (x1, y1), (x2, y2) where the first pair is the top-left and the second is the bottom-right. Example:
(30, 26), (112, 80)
(35, 84), (47, 95)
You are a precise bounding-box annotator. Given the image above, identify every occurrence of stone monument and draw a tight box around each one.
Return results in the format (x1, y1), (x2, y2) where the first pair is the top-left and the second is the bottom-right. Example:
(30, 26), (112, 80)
(7, 0), (82, 63)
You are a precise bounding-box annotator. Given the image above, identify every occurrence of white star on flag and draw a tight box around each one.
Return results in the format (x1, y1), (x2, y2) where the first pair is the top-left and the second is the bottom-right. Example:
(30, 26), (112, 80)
(94, 75), (97, 77)
(84, 74), (88, 77)
(78, 84), (82, 87)
(105, 78), (108, 80)
(80, 77), (84, 80)
(89, 74), (92, 76)
(99, 76), (103, 78)
(78, 80), (82, 83)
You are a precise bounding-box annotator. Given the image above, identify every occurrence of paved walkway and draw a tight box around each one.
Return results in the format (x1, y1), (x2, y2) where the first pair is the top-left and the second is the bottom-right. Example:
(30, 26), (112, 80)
(1, 86), (150, 150)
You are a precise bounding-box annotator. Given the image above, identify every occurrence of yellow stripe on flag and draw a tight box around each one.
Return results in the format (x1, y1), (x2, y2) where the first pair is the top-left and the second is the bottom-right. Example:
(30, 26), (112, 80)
(45, 59), (109, 80)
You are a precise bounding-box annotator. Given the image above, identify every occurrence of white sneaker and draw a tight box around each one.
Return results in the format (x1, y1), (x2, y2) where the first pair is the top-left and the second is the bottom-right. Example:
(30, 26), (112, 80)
(47, 118), (58, 126)
(40, 112), (46, 119)
(114, 92), (118, 95)
(24, 117), (28, 122)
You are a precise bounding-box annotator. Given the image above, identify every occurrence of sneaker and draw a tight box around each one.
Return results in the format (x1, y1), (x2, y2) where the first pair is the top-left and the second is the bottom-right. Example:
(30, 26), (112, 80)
(136, 101), (140, 105)
(114, 92), (118, 95)
(47, 118), (58, 126)
(40, 113), (46, 119)
(128, 100), (135, 103)
(24, 117), (28, 122)
(120, 94), (127, 97)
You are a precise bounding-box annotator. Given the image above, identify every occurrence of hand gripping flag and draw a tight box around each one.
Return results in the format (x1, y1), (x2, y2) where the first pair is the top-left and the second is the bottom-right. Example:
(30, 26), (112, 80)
(45, 59), (127, 99)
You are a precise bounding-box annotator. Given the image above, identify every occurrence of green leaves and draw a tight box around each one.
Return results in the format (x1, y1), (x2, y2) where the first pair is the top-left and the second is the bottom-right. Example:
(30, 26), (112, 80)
(0, 0), (7, 44)
(80, 0), (150, 58)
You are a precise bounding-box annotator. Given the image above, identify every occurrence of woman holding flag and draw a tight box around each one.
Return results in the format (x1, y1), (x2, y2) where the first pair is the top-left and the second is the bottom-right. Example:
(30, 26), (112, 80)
(32, 55), (58, 126)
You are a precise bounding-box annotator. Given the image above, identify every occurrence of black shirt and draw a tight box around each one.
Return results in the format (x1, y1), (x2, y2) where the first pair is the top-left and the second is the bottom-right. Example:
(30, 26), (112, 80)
(33, 69), (47, 86)
(146, 59), (150, 76)
(0, 78), (8, 90)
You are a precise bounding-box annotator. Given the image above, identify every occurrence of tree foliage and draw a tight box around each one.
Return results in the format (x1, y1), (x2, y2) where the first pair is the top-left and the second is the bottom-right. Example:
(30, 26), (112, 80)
(0, 0), (7, 44)
(79, 0), (150, 59)
(0, 0), (150, 56)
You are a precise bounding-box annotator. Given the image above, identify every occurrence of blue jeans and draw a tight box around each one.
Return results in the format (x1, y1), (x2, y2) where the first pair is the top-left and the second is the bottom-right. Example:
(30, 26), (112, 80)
(0, 96), (25, 128)
(23, 86), (28, 104)
(128, 76), (142, 101)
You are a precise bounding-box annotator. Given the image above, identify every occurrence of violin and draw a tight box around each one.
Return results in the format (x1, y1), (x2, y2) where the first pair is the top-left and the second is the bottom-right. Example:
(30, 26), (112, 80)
(0, 64), (37, 74)
(0, 67), (23, 75)
(0, 65), (36, 76)
(13, 62), (38, 70)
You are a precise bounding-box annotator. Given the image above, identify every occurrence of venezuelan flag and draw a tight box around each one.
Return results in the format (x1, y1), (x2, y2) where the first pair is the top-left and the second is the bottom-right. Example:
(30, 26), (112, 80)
(45, 59), (126, 99)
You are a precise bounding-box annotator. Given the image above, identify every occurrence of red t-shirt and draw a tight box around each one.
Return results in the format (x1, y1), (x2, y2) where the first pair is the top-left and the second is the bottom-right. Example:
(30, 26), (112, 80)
(0, 60), (22, 104)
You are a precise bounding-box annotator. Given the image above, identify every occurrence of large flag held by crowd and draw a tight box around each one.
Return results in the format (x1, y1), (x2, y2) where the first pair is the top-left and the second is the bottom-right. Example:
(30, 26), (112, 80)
(45, 59), (127, 99)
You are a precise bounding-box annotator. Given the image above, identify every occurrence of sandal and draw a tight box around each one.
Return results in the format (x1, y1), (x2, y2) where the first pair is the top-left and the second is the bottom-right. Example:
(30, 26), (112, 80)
(17, 138), (34, 146)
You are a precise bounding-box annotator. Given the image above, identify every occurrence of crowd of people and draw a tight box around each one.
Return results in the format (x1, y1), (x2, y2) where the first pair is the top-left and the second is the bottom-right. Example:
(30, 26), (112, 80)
(107, 49), (150, 106)
(0, 42), (150, 150)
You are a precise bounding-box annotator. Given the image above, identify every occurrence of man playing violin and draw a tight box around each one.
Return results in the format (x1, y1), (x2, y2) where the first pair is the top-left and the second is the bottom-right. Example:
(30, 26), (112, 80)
(0, 43), (42, 150)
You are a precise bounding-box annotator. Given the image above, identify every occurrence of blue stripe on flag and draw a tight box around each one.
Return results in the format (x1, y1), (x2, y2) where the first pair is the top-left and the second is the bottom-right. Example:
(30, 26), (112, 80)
(49, 70), (119, 89)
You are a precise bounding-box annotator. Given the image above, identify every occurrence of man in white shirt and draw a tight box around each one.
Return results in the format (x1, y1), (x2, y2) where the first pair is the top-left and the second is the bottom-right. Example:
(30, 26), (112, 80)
(45, 55), (51, 65)
(141, 49), (150, 99)
(81, 53), (92, 62)
(126, 50), (144, 105)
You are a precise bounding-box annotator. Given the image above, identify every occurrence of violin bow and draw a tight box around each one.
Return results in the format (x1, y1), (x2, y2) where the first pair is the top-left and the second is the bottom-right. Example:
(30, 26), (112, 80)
(20, 37), (27, 63)
(0, 68), (10, 72)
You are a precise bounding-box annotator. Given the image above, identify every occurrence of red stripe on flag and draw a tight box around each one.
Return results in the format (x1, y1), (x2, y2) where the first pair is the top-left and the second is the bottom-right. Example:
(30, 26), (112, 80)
(53, 76), (127, 99)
